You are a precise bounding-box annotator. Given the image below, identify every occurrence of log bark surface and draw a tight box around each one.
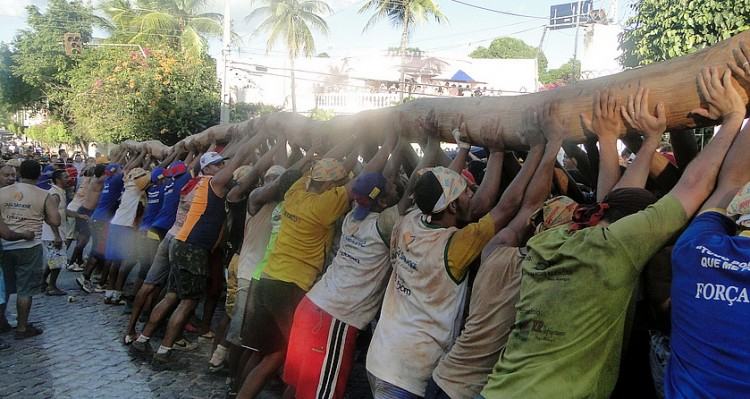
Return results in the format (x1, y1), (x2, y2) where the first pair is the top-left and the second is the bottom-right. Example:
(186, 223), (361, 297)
(149, 30), (750, 153)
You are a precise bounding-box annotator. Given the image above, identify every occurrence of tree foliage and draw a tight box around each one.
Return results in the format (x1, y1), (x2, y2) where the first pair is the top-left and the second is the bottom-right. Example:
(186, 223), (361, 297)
(540, 59), (580, 85)
(25, 121), (73, 145)
(99, 0), (225, 58)
(65, 47), (219, 144)
(469, 37), (548, 75)
(230, 102), (281, 123)
(620, 0), (750, 67)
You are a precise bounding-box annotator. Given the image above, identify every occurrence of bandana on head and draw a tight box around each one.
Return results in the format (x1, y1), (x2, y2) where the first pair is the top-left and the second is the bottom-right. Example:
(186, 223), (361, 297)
(533, 196), (578, 233)
(428, 166), (468, 214)
(727, 181), (750, 228)
(570, 188), (656, 231)
(127, 167), (150, 191)
(311, 158), (347, 183)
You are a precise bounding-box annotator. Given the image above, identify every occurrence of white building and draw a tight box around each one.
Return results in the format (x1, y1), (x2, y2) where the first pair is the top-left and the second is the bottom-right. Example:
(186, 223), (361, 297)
(224, 51), (538, 115)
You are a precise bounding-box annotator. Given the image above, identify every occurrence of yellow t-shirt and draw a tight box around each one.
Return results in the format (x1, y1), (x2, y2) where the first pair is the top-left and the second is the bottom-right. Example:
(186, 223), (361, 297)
(446, 214), (496, 281)
(263, 174), (351, 291)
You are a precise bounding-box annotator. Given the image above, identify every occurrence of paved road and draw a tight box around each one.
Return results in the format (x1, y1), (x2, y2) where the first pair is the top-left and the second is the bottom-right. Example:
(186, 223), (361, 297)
(0, 267), (373, 399)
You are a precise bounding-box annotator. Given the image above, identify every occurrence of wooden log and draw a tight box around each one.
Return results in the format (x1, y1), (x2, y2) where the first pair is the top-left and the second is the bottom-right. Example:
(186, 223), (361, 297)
(131, 30), (750, 153)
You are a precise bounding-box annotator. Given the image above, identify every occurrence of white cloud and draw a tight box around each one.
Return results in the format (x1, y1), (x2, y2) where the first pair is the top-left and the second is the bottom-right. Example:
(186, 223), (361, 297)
(0, 0), (36, 17)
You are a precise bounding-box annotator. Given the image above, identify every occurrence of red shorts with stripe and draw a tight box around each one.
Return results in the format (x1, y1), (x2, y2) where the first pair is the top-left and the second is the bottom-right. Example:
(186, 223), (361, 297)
(283, 296), (359, 399)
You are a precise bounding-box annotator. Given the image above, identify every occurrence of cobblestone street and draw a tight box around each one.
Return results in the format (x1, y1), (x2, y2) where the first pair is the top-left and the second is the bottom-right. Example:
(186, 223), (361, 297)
(0, 266), (373, 399)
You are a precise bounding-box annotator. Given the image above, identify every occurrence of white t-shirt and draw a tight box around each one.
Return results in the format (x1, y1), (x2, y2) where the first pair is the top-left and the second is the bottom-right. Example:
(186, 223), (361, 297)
(236, 202), (275, 281)
(110, 179), (144, 227)
(306, 210), (393, 330)
(42, 184), (67, 241)
(366, 209), (468, 396)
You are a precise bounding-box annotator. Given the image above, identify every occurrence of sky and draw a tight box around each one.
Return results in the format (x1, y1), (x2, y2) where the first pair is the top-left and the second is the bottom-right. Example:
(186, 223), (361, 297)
(0, 0), (635, 68)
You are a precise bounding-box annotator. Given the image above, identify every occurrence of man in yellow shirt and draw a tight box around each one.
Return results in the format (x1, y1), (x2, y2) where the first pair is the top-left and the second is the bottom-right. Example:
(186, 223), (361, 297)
(237, 132), (397, 398)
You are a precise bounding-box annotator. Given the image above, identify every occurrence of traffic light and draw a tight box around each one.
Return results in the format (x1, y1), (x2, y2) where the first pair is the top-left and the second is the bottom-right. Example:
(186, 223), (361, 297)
(63, 33), (82, 56)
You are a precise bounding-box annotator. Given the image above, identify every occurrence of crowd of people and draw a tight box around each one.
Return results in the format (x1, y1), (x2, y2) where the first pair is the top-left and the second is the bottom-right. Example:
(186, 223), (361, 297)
(1, 46), (750, 399)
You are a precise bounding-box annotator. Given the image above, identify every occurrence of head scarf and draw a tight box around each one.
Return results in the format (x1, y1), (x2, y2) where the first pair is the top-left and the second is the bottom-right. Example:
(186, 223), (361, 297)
(311, 158), (347, 183)
(570, 188), (657, 231)
(414, 166), (467, 216)
(533, 196), (578, 233)
(727, 181), (750, 228)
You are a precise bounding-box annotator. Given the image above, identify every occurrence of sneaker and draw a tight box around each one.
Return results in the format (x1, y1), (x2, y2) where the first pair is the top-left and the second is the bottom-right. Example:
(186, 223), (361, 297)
(94, 283), (106, 293)
(14, 324), (43, 340)
(130, 339), (154, 358)
(151, 350), (188, 371)
(208, 360), (227, 373)
(67, 263), (85, 272)
(76, 276), (94, 294)
(173, 337), (199, 352)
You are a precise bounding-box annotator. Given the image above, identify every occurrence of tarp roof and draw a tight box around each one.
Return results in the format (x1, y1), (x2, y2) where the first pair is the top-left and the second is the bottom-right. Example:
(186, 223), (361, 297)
(449, 69), (475, 82)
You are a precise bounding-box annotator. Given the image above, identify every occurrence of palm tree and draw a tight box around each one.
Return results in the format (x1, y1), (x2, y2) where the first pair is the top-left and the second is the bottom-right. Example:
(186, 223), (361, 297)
(247, 0), (332, 112)
(359, 0), (445, 99)
(100, 0), (224, 58)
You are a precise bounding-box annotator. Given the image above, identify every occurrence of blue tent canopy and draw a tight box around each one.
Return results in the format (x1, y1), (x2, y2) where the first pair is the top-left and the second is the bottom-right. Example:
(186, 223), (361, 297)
(449, 69), (475, 82)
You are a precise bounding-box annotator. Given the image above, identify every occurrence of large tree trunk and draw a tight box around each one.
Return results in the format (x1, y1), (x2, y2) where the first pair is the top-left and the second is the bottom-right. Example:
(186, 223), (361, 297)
(165, 30), (750, 153)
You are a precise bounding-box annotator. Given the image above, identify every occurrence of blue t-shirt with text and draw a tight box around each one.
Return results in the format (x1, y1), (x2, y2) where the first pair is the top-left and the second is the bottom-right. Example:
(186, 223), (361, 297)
(150, 172), (191, 232)
(139, 181), (166, 231)
(666, 211), (750, 398)
(91, 173), (124, 222)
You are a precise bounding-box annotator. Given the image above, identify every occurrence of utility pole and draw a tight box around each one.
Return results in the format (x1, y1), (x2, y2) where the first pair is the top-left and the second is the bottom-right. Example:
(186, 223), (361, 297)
(572, 0), (582, 81)
(535, 26), (548, 89)
(219, 0), (231, 124)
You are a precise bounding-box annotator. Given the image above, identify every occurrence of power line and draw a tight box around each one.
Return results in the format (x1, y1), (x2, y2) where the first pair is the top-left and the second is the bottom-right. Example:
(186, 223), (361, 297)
(448, 0), (547, 20)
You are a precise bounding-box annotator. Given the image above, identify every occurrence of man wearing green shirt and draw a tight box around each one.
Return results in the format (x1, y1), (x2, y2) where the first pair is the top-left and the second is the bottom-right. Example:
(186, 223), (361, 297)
(481, 66), (748, 399)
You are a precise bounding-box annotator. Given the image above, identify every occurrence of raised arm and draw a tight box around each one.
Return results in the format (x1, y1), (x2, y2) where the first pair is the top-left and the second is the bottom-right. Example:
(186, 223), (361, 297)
(226, 139), (286, 203)
(484, 102), (565, 255)
(212, 132), (269, 194)
(699, 48), (750, 211)
(468, 116), (504, 220)
(448, 115), (471, 173)
(670, 67), (746, 217)
(615, 87), (667, 190)
(486, 109), (546, 232)
(581, 89), (625, 202)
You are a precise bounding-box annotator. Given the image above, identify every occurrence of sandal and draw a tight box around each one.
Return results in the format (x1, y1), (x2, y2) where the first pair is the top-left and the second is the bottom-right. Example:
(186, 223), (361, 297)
(123, 334), (136, 345)
(15, 324), (43, 340)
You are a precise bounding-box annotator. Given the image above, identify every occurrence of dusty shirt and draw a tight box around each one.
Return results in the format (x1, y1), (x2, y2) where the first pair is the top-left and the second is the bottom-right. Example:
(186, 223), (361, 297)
(433, 246), (523, 399)
(366, 210), (494, 396)
(481, 195), (687, 399)
(0, 182), (48, 249)
(237, 202), (275, 281)
(307, 209), (395, 330)
(263, 174), (351, 291)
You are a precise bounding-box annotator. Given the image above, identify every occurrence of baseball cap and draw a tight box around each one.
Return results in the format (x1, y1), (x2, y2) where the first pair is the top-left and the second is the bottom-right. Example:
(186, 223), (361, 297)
(727, 181), (750, 228)
(414, 166), (467, 215)
(165, 161), (187, 177)
(200, 152), (226, 170)
(151, 167), (165, 183)
(127, 167), (150, 190)
(105, 163), (121, 176)
(351, 172), (387, 220)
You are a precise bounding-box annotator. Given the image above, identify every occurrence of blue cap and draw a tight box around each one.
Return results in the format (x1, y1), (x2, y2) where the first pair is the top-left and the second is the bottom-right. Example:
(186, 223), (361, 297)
(351, 172), (386, 221)
(151, 167), (165, 183)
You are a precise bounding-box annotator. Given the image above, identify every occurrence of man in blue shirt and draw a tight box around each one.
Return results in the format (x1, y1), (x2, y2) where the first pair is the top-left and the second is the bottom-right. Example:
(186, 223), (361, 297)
(666, 60), (750, 398)
(124, 160), (191, 344)
(78, 162), (124, 293)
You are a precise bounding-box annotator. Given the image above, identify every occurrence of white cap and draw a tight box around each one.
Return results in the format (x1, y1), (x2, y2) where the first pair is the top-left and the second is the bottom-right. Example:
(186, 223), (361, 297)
(200, 152), (225, 170)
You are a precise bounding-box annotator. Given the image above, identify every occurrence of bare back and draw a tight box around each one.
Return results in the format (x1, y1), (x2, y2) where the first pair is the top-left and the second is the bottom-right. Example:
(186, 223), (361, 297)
(83, 176), (105, 210)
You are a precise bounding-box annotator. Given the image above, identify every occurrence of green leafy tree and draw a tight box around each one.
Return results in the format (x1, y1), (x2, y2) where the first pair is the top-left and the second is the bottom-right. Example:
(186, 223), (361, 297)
(65, 47), (219, 145)
(540, 58), (580, 85)
(0, 44), (41, 113)
(620, 0), (750, 67)
(247, 0), (332, 113)
(469, 37), (548, 75)
(99, 0), (225, 58)
(360, 0), (445, 98)
(230, 102), (281, 122)
(11, 0), (100, 120)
